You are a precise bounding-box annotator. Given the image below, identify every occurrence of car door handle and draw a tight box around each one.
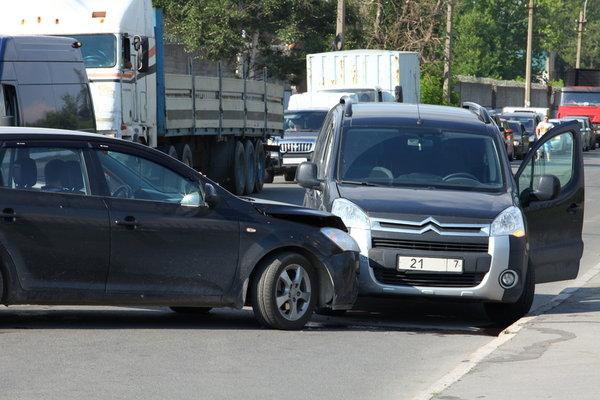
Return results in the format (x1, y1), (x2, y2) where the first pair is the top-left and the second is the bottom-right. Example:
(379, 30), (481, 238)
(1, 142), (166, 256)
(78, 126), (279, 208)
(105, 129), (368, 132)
(567, 204), (580, 214)
(0, 208), (17, 222)
(115, 216), (139, 229)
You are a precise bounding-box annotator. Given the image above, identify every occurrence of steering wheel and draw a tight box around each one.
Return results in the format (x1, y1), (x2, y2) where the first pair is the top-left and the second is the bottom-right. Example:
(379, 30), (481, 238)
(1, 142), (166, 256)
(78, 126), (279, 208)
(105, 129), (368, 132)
(113, 185), (133, 199)
(442, 172), (479, 182)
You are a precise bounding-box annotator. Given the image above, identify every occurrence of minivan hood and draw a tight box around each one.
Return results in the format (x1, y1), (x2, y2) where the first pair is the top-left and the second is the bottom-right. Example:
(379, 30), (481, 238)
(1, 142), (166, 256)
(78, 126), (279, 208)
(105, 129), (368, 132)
(246, 197), (347, 231)
(337, 185), (513, 223)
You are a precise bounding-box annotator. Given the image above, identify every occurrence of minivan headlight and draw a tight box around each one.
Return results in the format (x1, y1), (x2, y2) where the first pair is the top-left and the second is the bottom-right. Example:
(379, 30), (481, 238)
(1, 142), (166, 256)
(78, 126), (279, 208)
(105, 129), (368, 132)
(320, 227), (360, 253)
(331, 198), (370, 230)
(490, 206), (525, 238)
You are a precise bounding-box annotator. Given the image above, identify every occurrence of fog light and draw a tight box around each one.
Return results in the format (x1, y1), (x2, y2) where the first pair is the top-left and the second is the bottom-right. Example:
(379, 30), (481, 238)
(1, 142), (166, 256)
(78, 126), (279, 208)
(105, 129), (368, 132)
(499, 270), (518, 289)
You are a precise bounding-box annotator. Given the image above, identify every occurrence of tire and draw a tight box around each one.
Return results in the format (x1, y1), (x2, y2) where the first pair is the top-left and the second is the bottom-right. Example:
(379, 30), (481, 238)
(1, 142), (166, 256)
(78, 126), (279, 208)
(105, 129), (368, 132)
(264, 168), (274, 184)
(243, 140), (256, 195)
(176, 143), (194, 168)
(159, 144), (178, 160)
(283, 169), (296, 182)
(254, 142), (266, 193)
(231, 140), (247, 195)
(484, 264), (535, 327)
(170, 306), (212, 314)
(251, 252), (317, 330)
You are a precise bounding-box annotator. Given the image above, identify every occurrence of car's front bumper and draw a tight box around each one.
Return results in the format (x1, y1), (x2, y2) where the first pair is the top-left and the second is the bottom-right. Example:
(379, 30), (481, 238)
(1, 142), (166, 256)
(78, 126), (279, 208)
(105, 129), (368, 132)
(357, 235), (527, 303)
(322, 251), (359, 310)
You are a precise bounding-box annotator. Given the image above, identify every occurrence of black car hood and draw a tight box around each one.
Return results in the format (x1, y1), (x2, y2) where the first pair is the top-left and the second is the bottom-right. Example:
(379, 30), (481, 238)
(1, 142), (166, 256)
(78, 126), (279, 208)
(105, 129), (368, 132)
(247, 198), (347, 231)
(337, 185), (513, 223)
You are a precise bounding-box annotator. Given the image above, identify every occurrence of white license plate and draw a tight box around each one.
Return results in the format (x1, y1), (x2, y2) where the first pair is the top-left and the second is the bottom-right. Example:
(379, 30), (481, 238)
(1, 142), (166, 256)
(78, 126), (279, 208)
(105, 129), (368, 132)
(397, 256), (463, 273)
(282, 157), (308, 165)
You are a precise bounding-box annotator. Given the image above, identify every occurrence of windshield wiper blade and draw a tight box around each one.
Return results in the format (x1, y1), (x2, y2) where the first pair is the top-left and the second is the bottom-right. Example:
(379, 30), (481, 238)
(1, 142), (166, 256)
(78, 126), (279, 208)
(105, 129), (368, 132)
(338, 180), (380, 187)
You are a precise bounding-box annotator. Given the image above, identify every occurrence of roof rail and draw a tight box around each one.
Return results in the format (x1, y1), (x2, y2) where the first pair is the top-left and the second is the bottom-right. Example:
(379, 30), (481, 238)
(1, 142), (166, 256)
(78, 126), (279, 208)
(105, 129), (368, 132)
(461, 102), (492, 124)
(340, 96), (353, 117)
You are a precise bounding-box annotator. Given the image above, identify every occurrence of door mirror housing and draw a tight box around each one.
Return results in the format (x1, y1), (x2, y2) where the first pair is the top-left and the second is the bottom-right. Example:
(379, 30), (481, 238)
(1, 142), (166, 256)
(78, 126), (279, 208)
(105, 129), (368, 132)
(296, 162), (320, 189)
(180, 191), (202, 208)
(204, 183), (220, 207)
(533, 174), (561, 202)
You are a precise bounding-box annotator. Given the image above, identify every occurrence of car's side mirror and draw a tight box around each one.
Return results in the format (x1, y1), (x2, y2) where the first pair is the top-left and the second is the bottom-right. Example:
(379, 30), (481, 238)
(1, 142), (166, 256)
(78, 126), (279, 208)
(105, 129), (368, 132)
(532, 174), (561, 202)
(296, 162), (320, 189)
(204, 182), (220, 207)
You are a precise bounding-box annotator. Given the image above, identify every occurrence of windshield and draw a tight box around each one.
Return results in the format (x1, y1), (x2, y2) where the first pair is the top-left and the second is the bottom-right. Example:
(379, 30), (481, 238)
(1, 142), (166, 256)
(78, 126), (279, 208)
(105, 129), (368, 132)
(503, 116), (535, 133)
(561, 91), (600, 106)
(337, 128), (504, 192)
(284, 111), (328, 132)
(68, 34), (117, 68)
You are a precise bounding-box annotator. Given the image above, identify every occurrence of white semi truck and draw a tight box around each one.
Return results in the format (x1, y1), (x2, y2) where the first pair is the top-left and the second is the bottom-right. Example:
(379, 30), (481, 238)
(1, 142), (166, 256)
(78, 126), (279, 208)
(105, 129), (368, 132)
(0, 0), (284, 195)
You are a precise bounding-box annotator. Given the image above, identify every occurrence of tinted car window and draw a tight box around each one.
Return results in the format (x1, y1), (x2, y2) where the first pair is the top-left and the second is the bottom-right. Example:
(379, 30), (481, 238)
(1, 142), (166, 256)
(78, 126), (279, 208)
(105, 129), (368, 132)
(0, 147), (89, 194)
(97, 150), (202, 204)
(338, 128), (504, 191)
(503, 116), (535, 133)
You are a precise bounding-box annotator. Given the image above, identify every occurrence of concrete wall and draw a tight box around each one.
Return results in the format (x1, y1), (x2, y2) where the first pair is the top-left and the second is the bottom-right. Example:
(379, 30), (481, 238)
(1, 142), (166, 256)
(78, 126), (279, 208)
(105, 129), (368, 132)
(456, 76), (554, 110)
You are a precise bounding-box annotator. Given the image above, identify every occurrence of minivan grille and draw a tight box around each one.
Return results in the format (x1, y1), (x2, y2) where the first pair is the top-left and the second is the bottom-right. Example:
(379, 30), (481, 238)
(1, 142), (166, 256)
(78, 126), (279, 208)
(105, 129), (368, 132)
(372, 238), (489, 253)
(280, 142), (314, 153)
(373, 268), (485, 288)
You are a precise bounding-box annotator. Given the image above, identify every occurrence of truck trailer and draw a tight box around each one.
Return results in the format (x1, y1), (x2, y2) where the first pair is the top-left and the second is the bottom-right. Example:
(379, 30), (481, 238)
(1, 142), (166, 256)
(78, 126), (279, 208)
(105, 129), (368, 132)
(0, 0), (284, 194)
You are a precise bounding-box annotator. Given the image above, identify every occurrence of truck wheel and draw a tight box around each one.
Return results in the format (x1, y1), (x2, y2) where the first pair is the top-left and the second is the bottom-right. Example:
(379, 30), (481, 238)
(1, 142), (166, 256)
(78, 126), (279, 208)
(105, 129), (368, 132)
(159, 144), (178, 160)
(254, 142), (266, 192)
(284, 169), (296, 182)
(484, 264), (535, 327)
(251, 252), (317, 330)
(231, 140), (247, 195)
(244, 140), (256, 195)
(177, 143), (194, 168)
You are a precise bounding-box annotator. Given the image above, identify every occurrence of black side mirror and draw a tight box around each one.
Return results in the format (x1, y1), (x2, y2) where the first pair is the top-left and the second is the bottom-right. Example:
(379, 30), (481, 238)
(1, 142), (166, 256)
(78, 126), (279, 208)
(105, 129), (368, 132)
(204, 183), (220, 207)
(296, 162), (320, 189)
(533, 175), (560, 202)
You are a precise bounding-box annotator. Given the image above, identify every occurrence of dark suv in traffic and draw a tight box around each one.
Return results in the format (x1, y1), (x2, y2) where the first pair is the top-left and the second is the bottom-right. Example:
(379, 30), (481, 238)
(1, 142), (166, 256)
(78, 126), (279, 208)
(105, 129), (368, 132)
(0, 127), (359, 330)
(297, 101), (584, 324)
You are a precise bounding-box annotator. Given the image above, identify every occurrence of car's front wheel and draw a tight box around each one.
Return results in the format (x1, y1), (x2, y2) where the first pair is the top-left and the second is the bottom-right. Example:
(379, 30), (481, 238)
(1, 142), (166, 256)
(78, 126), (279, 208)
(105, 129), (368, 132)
(251, 252), (317, 330)
(484, 264), (535, 326)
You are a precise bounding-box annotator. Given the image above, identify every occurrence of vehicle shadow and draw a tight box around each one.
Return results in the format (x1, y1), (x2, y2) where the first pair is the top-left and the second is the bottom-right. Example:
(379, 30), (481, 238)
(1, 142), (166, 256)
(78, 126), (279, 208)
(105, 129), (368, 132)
(0, 298), (503, 337)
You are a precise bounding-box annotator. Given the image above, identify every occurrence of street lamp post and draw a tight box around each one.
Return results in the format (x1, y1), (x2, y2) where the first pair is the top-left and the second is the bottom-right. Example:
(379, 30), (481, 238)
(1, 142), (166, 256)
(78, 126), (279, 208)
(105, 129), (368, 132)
(524, 0), (534, 107)
(576, 0), (588, 69)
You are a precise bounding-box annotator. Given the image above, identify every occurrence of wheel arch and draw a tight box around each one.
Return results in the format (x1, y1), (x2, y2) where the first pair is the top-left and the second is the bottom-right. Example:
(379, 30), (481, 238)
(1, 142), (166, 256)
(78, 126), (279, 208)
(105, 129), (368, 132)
(243, 245), (335, 309)
(0, 242), (21, 304)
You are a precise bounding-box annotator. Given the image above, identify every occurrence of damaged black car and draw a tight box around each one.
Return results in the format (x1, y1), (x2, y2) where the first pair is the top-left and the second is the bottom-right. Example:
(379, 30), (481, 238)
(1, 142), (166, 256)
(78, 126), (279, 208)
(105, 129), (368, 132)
(0, 127), (359, 330)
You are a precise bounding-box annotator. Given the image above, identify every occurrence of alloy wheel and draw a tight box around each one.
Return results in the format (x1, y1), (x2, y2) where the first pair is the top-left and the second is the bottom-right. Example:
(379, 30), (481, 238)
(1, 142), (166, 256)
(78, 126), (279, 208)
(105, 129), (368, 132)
(275, 264), (311, 321)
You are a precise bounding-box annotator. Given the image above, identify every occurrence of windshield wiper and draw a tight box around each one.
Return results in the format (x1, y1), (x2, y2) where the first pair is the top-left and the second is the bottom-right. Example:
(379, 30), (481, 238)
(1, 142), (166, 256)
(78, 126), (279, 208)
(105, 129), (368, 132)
(338, 180), (380, 187)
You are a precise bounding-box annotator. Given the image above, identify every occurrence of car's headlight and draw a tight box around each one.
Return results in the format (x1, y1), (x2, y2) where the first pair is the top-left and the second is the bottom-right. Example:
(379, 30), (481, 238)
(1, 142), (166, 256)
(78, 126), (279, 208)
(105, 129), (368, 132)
(320, 227), (360, 253)
(331, 198), (371, 255)
(490, 206), (525, 238)
(331, 198), (370, 230)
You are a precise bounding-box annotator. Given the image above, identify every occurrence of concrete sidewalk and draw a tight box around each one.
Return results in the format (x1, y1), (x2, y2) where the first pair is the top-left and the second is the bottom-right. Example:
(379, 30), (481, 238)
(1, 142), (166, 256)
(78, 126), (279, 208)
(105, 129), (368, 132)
(434, 273), (600, 400)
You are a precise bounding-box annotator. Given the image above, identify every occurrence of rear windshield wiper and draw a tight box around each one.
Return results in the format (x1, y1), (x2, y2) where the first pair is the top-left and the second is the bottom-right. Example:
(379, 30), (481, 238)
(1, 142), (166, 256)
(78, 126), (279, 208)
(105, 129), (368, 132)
(338, 180), (380, 187)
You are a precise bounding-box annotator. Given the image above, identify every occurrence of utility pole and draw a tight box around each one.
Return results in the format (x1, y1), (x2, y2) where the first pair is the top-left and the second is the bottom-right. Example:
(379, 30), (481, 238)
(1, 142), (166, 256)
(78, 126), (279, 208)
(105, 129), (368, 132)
(335, 0), (345, 51)
(442, 0), (454, 104)
(524, 0), (534, 107)
(576, 0), (588, 69)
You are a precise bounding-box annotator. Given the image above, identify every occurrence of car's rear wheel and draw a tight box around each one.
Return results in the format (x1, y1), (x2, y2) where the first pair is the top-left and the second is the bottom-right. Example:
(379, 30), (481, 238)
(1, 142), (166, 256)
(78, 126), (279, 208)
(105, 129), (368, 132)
(251, 253), (317, 330)
(170, 307), (212, 314)
(484, 264), (535, 327)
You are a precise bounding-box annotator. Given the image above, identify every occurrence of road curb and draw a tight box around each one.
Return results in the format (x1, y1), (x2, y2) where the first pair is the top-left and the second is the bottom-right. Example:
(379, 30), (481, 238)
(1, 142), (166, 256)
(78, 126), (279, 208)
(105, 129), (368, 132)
(411, 261), (600, 400)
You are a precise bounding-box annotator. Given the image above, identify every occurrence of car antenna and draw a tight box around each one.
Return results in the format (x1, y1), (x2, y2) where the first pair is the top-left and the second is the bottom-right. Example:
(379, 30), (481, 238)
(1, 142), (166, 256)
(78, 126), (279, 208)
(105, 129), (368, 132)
(414, 72), (422, 125)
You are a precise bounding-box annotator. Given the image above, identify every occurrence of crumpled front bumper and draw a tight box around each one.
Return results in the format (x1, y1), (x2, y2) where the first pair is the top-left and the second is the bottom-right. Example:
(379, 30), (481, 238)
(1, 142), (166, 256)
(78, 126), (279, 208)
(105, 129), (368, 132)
(322, 251), (359, 310)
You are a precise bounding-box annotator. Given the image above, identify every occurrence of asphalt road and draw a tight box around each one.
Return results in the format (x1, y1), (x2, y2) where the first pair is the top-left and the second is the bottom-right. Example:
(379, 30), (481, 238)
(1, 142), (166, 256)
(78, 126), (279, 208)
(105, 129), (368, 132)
(2, 153), (599, 400)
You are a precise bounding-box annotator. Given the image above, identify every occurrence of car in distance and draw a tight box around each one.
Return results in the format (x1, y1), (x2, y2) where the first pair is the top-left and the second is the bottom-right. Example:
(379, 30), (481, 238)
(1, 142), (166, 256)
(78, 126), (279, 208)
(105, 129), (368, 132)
(0, 127), (359, 330)
(500, 119), (530, 159)
(500, 111), (541, 144)
(297, 100), (584, 325)
(560, 116), (594, 151)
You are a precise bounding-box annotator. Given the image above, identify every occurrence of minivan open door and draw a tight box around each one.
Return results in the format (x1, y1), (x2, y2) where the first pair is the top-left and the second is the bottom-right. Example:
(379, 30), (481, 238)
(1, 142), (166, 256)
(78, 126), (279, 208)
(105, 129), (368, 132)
(515, 121), (584, 283)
